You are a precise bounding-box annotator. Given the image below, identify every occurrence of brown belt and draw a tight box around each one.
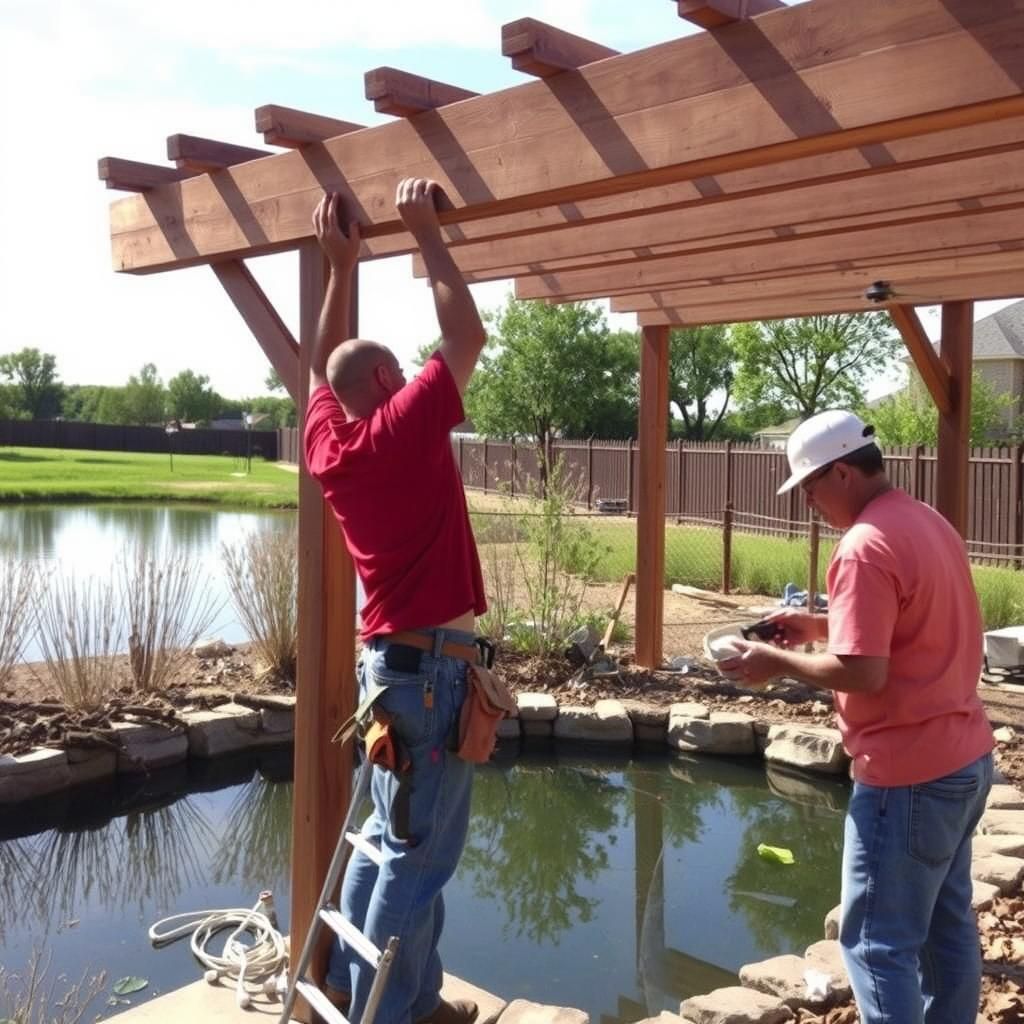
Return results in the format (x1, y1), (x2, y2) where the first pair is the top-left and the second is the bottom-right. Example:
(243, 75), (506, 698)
(383, 631), (482, 665)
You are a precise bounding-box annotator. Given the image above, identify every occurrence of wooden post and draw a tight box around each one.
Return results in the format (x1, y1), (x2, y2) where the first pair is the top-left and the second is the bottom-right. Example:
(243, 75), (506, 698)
(911, 444), (924, 500)
(676, 438), (685, 522)
(291, 243), (357, 1019)
(724, 440), (734, 510)
(636, 327), (668, 669)
(722, 501), (734, 595)
(1012, 443), (1024, 567)
(787, 486), (799, 539)
(936, 301), (974, 536)
(627, 438), (635, 514)
(458, 436), (464, 477)
(808, 517), (820, 611)
(482, 437), (489, 494)
(511, 442), (517, 498)
(586, 438), (594, 510)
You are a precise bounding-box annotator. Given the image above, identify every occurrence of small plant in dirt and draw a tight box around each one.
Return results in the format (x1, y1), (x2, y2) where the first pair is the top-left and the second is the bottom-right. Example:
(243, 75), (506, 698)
(33, 573), (124, 710)
(121, 545), (221, 692)
(0, 950), (106, 1024)
(0, 556), (36, 691)
(222, 525), (297, 684)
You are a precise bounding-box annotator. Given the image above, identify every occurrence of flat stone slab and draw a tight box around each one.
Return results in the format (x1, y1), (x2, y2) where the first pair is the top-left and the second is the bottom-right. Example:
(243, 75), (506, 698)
(497, 717), (522, 739)
(980, 809), (1024, 835)
(112, 721), (188, 773)
(669, 712), (756, 756)
(764, 724), (848, 775)
(669, 701), (710, 721)
(553, 700), (632, 743)
(0, 747), (71, 804)
(102, 976), (297, 1022)
(633, 1013), (694, 1024)
(973, 834), (1024, 858)
(260, 707), (295, 736)
(823, 905), (841, 941)
(517, 693), (558, 721)
(620, 700), (670, 727)
(442, 972), (506, 1024)
(987, 784), (1024, 810)
(680, 986), (793, 1024)
(739, 954), (844, 1009)
(183, 703), (267, 758)
(498, 999), (589, 1024)
(522, 720), (553, 738)
(66, 747), (117, 787)
(972, 853), (1024, 895)
(803, 940), (852, 1003)
(973, 879), (1000, 911)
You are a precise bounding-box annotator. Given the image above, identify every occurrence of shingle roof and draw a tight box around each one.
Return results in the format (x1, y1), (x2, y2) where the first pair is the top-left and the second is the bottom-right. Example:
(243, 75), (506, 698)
(973, 299), (1024, 358)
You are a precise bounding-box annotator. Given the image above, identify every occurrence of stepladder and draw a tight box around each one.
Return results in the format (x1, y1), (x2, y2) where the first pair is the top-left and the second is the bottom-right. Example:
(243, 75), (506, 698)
(279, 758), (399, 1024)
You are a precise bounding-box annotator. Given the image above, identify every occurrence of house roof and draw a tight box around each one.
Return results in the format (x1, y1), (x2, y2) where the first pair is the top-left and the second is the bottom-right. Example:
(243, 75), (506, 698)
(973, 300), (1024, 359)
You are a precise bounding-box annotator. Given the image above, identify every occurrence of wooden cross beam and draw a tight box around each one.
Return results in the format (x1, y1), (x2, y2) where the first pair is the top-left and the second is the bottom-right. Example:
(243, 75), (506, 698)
(364, 67), (478, 116)
(167, 134), (272, 173)
(888, 303), (952, 416)
(501, 18), (619, 78)
(676, 0), (786, 29)
(255, 104), (366, 148)
(97, 156), (192, 192)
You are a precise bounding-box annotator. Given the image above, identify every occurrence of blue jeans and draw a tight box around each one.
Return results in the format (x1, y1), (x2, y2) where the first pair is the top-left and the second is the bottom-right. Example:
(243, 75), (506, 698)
(840, 752), (993, 1024)
(327, 629), (475, 1024)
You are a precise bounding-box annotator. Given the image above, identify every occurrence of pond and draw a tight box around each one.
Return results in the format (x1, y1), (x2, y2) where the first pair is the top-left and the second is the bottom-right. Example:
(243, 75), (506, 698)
(0, 747), (847, 1023)
(0, 503), (297, 662)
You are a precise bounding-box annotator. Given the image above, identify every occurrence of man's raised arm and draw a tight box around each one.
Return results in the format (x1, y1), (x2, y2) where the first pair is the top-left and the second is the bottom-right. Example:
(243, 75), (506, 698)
(309, 193), (360, 393)
(397, 178), (486, 395)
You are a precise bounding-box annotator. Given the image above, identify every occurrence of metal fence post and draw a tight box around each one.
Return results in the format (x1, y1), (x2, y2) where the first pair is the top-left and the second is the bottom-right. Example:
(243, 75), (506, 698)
(722, 501), (734, 595)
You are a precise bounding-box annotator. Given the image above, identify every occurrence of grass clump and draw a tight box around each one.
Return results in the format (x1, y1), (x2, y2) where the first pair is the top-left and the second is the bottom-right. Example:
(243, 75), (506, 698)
(222, 526), (298, 683)
(0, 951), (106, 1024)
(0, 556), (36, 690)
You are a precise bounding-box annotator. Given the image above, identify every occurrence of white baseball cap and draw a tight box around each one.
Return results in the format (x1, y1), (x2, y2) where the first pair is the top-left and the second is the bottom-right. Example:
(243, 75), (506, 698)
(777, 410), (878, 494)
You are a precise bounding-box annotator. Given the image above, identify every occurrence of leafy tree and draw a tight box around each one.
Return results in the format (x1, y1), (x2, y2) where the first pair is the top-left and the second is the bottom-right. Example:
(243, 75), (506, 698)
(867, 371), (1017, 445)
(668, 325), (735, 440)
(0, 384), (21, 420)
(732, 313), (899, 418)
(121, 363), (166, 425)
(466, 298), (638, 485)
(265, 368), (285, 393)
(0, 348), (62, 419)
(167, 370), (221, 425)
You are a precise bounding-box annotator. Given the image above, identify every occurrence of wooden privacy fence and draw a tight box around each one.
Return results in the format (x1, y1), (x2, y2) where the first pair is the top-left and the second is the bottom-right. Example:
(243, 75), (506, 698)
(1, 418), (278, 459)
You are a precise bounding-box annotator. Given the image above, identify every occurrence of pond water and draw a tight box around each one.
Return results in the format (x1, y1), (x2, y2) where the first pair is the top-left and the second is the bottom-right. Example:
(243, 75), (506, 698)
(0, 747), (847, 1023)
(0, 504), (297, 662)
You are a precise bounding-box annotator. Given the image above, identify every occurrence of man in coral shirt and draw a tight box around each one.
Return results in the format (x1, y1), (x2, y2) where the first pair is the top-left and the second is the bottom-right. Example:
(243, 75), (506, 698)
(722, 410), (993, 1024)
(303, 179), (487, 1024)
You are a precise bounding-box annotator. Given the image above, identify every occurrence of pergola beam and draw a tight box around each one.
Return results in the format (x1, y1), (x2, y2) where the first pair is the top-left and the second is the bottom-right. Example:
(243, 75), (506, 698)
(364, 67), (478, 117)
(502, 18), (619, 78)
(255, 104), (366, 148)
(676, 0), (786, 29)
(936, 302), (974, 535)
(167, 134), (272, 172)
(888, 304), (952, 416)
(105, 0), (1024, 273)
(97, 157), (191, 192)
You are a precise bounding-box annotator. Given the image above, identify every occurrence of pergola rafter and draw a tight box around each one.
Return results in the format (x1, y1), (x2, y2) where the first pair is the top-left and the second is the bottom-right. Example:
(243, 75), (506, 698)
(97, 1), (1024, 1015)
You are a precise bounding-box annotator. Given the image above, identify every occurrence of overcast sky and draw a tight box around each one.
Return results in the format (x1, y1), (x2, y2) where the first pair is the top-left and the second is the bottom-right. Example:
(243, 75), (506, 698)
(0, 0), (1015, 401)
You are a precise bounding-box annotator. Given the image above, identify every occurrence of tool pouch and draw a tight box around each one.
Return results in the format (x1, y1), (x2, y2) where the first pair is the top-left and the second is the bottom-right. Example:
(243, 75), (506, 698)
(365, 709), (411, 774)
(456, 664), (518, 764)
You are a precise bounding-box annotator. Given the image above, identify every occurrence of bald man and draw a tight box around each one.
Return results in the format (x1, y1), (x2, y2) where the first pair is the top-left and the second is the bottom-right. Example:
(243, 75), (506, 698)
(303, 179), (488, 1024)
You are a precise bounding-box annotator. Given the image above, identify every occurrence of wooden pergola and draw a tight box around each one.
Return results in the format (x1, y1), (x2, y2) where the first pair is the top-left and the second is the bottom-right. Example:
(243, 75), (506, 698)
(99, 0), (1024, 1010)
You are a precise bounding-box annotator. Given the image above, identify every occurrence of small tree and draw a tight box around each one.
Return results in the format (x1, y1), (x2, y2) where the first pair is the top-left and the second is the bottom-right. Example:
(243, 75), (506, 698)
(167, 370), (221, 424)
(121, 363), (166, 425)
(0, 348), (62, 419)
(668, 325), (735, 440)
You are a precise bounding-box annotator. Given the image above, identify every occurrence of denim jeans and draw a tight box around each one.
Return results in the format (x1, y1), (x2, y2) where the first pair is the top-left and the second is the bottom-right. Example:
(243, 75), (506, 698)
(326, 629), (475, 1024)
(840, 752), (993, 1024)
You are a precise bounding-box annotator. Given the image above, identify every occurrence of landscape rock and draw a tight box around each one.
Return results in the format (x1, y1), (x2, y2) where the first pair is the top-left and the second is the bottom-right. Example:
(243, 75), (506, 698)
(517, 693), (558, 721)
(980, 810), (1024, 836)
(764, 724), (848, 775)
(441, 971), (507, 1024)
(994, 726), (1016, 744)
(553, 701), (632, 743)
(973, 834), (1024, 858)
(112, 721), (188, 773)
(497, 717), (521, 740)
(65, 747), (117, 787)
(739, 954), (845, 1009)
(824, 905), (841, 941)
(497, 999), (589, 1024)
(680, 986), (793, 1024)
(183, 703), (278, 757)
(669, 701), (710, 721)
(521, 720), (553, 738)
(260, 706), (295, 736)
(669, 711), (755, 756)
(973, 879), (1000, 911)
(803, 940), (852, 1002)
(0, 748), (71, 804)
(987, 784), (1024, 810)
(192, 638), (234, 659)
(971, 853), (1024, 895)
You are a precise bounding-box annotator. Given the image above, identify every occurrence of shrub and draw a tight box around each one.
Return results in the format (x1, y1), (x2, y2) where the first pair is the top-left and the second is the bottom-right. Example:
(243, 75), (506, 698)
(0, 556), (36, 690)
(222, 526), (298, 683)
(121, 545), (221, 692)
(0, 950), (105, 1024)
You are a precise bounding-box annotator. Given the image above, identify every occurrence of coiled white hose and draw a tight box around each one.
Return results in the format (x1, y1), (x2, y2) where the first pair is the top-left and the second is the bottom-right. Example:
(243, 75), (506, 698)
(148, 895), (289, 1009)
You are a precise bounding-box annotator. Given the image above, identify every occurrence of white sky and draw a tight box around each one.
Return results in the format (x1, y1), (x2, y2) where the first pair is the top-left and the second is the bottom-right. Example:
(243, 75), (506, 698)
(0, 0), (1016, 401)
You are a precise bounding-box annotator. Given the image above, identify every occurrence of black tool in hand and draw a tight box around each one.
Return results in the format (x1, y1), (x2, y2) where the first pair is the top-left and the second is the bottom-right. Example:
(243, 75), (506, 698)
(740, 619), (783, 643)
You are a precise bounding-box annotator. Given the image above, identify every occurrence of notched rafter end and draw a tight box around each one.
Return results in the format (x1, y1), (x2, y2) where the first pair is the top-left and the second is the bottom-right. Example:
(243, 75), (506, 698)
(254, 104), (365, 148)
(501, 17), (619, 78)
(364, 66), (478, 117)
(675, 0), (786, 29)
(167, 133), (273, 173)
(97, 156), (192, 192)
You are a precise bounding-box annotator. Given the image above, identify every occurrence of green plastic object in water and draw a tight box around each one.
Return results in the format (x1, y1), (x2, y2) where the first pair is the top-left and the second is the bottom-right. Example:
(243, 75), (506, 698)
(757, 843), (795, 865)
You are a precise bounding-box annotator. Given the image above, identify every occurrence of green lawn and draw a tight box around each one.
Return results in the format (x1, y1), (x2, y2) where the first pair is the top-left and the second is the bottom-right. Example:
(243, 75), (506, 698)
(0, 447), (298, 508)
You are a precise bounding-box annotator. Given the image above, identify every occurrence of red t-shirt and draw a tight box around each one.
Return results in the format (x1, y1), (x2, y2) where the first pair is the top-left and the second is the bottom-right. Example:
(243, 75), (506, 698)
(826, 488), (993, 786)
(303, 352), (486, 639)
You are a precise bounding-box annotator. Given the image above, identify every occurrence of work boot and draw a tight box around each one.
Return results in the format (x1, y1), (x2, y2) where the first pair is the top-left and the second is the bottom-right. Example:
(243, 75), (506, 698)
(324, 983), (351, 1014)
(416, 998), (479, 1024)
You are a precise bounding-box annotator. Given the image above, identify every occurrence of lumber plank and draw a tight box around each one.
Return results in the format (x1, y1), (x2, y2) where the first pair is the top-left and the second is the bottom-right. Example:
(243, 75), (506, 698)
(364, 67), (478, 117)
(888, 304), (952, 416)
(254, 104), (365, 148)
(676, 0), (786, 29)
(211, 261), (300, 401)
(502, 18), (618, 78)
(167, 134), (272, 172)
(936, 301), (974, 534)
(98, 157), (192, 192)
(513, 205), (1024, 301)
(106, 0), (1024, 272)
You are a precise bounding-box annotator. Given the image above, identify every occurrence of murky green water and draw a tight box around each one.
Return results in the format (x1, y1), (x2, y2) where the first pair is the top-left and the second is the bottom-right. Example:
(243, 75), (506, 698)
(0, 747), (846, 1022)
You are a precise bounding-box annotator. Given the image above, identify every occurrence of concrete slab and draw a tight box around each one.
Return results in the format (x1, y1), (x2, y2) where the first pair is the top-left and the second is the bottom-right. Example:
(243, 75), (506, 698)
(102, 977), (295, 1022)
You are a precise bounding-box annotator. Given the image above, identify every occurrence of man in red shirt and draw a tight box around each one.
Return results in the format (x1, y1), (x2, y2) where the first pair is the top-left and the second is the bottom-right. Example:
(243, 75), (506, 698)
(304, 178), (487, 1024)
(722, 410), (993, 1024)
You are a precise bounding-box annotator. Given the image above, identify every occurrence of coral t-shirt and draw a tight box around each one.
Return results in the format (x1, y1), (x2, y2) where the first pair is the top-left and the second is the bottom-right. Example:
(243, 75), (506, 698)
(826, 488), (993, 786)
(303, 352), (486, 639)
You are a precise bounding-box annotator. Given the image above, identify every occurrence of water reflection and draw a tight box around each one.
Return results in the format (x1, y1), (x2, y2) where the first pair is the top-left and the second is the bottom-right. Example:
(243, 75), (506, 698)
(210, 773), (292, 890)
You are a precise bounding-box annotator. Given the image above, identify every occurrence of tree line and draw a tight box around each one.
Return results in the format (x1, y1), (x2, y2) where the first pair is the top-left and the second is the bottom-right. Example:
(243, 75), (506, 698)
(0, 352), (296, 429)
